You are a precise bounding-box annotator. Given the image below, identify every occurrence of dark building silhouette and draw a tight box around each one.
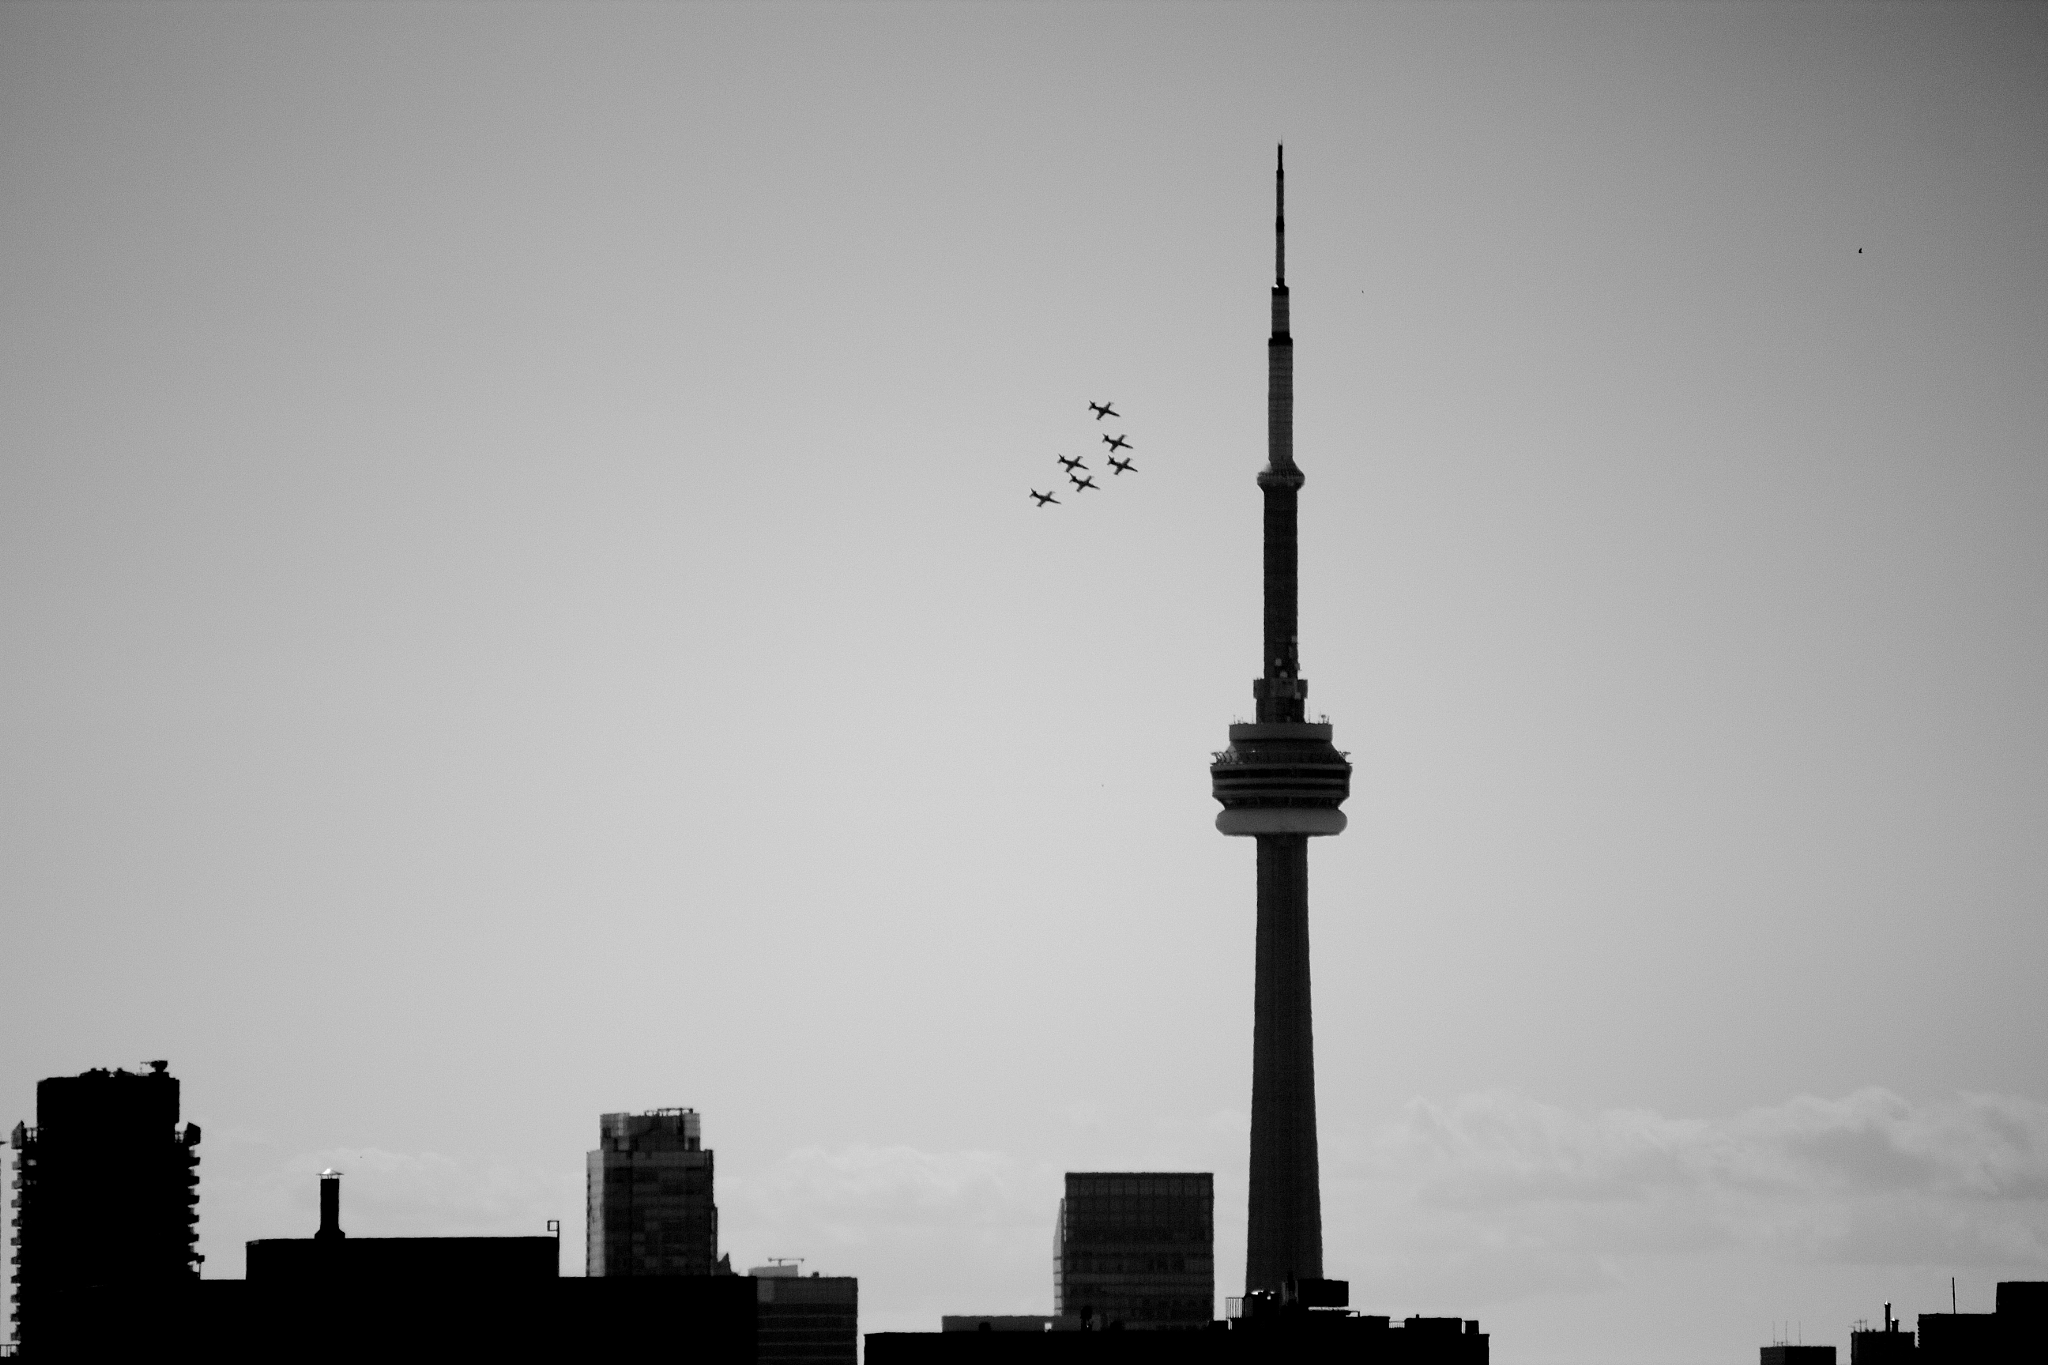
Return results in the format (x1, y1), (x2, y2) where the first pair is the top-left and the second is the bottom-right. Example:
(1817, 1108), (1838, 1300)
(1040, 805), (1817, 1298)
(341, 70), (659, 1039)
(243, 1174), (559, 1282)
(228, 1168), (564, 1361)
(1761, 1347), (1836, 1365)
(869, 1311), (1486, 1363)
(6, 1061), (201, 1358)
(1999, 1280), (2048, 1318)
(1226, 1284), (1487, 1362)
(1910, 1312), (1993, 1362)
(1916, 1280), (2048, 1363)
(1054, 1174), (1213, 1329)
(1849, 1304), (1917, 1365)
(557, 1276), (756, 1360)
(1207, 146), (1351, 1296)
(193, 1171), (755, 1363)
(588, 1107), (719, 1276)
(752, 1264), (859, 1365)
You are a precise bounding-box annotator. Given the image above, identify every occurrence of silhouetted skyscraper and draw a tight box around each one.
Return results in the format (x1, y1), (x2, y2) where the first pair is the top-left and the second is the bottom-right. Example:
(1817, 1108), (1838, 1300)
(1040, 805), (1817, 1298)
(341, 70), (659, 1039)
(587, 1108), (719, 1276)
(1209, 148), (1351, 1295)
(7, 1061), (202, 1355)
(1053, 1173), (1214, 1329)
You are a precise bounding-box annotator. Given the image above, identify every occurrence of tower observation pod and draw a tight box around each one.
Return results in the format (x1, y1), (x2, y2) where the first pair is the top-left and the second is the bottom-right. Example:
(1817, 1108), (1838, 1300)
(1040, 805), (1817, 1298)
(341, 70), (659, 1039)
(1209, 146), (1351, 1297)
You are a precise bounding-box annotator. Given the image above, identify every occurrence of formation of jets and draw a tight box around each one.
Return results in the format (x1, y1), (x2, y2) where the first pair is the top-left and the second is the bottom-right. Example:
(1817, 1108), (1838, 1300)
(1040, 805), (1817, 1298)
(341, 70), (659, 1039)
(1029, 400), (1142, 509)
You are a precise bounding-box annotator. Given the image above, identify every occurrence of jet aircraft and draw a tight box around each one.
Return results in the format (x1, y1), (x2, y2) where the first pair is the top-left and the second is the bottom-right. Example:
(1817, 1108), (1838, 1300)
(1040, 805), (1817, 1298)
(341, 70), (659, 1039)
(1101, 434), (1131, 453)
(1030, 489), (1060, 507)
(1069, 473), (1099, 492)
(1057, 455), (1087, 473)
(1088, 401), (1121, 421)
(1108, 455), (1136, 475)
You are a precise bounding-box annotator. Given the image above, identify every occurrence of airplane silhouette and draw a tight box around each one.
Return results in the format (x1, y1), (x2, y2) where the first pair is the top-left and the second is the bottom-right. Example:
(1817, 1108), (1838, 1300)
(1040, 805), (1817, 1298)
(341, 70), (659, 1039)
(1108, 455), (1136, 475)
(1088, 401), (1120, 421)
(1030, 489), (1060, 507)
(1102, 434), (1131, 453)
(1069, 473), (1098, 492)
(1057, 455), (1087, 473)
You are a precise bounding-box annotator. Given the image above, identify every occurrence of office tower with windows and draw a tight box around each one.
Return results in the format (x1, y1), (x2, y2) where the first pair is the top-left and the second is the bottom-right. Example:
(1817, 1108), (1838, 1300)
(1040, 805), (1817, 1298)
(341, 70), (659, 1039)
(1053, 1172), (1213, 1330)
(586, 1108), (718, 1276)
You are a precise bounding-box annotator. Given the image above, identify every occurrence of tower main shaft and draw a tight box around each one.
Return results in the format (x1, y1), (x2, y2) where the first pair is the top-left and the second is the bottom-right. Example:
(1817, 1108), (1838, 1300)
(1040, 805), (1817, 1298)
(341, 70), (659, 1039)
(1210, 147), (1351, 1296)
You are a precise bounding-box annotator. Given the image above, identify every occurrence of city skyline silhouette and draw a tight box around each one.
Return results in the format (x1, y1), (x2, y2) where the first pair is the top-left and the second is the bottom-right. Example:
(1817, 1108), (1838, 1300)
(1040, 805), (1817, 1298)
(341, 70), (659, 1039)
(3, 4), (2045, 1360)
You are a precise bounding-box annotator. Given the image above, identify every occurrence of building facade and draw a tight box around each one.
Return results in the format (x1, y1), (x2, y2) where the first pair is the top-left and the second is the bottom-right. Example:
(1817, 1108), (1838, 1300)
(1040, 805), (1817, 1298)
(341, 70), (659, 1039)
(7, 1061), (202, 1355)
(1053, 1172), (1213, 1329)
(586, 1108), (718, 1276)
(753, 1265), (858, 1365)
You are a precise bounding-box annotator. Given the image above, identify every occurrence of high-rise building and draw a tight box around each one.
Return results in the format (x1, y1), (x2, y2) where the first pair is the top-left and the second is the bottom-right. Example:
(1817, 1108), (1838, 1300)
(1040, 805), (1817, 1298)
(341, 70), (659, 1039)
(7, 1061), (203, 1355)
(1053, 1173), (1214, 1330)
(586, 1108), (718, 1276)
(1208, 146), (1351, 1296)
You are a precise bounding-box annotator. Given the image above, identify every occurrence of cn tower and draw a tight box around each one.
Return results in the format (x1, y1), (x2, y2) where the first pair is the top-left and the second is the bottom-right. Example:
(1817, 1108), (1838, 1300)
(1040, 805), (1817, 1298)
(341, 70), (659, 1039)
(1210, 146), (1352, 1296)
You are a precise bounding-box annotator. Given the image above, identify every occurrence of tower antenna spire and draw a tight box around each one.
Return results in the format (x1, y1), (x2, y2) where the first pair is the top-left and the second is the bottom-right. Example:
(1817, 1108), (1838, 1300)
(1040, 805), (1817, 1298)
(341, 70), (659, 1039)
(1276, 144), (1286, 286)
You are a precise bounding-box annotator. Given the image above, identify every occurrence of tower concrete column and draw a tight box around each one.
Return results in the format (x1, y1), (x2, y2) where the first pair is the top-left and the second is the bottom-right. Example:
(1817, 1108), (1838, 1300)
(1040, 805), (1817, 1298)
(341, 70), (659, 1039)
(1248, 833), (1321, 1287)
(1210, 146), (1350, 1296)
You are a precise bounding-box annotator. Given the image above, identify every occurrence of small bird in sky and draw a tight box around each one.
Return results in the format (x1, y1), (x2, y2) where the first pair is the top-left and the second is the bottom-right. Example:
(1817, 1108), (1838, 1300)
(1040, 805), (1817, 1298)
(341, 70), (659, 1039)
(1058, 454), (1087, 472)
(1088, 401), (1120, 421)
(1108, 455), (1136, 475)
(1030, 489), (1059, 507)
(1069, 473), (1099, 492)
(1102, 433), (1131, 453)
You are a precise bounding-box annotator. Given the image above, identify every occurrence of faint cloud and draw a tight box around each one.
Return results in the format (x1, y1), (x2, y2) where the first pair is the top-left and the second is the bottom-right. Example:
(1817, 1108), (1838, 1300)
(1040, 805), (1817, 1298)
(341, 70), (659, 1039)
(1325, 1089), (2048, 1307)
(722, 1145), (1063, 1326)
(729, 1144), (1058, 1243)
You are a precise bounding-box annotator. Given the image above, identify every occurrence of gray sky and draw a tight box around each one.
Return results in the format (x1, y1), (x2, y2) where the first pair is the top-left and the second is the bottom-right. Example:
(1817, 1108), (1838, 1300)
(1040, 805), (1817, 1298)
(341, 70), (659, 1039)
(3, 3), (2044, 1360)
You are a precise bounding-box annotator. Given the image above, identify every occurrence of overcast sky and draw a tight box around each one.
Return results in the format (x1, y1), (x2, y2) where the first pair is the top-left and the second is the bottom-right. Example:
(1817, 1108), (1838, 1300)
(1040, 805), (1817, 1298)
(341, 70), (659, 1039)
(3, 3), (2044, 1361)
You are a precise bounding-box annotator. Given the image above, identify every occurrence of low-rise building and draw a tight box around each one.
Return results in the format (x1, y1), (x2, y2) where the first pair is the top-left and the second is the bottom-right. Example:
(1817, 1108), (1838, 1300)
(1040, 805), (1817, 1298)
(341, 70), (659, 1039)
(752, 1263), (858, 1365)
(1761, 1346), (1835, 1365)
